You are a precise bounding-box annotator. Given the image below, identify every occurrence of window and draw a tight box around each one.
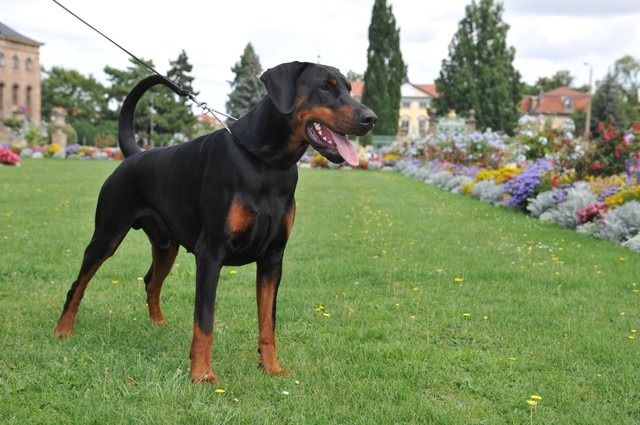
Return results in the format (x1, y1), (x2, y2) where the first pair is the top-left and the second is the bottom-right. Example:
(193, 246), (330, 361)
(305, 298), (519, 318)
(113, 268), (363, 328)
(401, 100), (411, 108)
(418, 117), (427, 136)
(26, 86), (32, 116)
(12, 84), (19, 106)
(399, 118), (410, 135)
(0, 83), (4, 113)
(12, 55), (19, 69)
(562, 96), (573, 113)
(0, 53), (4, 67)
(419, 101), (428, 109)
(26, 58), (33, 72)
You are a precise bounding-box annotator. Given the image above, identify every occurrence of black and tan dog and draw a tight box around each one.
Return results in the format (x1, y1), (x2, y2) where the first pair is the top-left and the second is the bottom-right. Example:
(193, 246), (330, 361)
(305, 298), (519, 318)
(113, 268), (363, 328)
(54, 61), (377, 382)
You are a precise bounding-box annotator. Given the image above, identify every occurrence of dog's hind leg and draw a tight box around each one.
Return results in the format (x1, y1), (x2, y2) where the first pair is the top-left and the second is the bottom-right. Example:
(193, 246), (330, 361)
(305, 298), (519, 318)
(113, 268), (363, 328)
(143, 242), (178, 325)
(54, 223), (130, 338)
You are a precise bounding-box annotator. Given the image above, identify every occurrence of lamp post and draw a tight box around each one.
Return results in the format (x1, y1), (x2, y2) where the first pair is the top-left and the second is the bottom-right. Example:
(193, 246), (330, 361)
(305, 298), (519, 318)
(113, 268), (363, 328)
(584, 62), (593, 139)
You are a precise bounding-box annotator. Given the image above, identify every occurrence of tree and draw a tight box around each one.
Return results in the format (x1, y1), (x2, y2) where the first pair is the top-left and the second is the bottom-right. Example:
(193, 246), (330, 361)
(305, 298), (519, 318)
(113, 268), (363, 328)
(535, 70), (574, 93)
(41, 66), (112, 144)
(104, 52), (197, 147)
(613, 55), (640, 123)
(346, 70), (363, 82)
(226, 43), (266, 119)
(434, 0), (521, 134)
(361, 0), (406, 137)
(591, 72), (628, 131)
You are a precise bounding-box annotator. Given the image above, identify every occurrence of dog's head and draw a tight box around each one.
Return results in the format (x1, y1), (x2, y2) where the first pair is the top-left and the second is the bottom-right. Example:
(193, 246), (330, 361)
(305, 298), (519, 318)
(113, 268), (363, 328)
(260, 61), (377, 166)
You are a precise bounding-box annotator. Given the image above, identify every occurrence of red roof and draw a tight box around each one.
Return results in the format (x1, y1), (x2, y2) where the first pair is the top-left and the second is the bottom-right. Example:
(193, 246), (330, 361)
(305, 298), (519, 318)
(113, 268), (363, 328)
(415, 84), (439, 97)
(350, 81), (365, 98)
(520, 86), (590, 115)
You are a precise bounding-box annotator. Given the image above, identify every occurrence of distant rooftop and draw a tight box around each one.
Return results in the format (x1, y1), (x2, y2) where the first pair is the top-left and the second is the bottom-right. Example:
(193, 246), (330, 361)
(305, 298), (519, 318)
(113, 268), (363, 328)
(0, 21), (43, 46)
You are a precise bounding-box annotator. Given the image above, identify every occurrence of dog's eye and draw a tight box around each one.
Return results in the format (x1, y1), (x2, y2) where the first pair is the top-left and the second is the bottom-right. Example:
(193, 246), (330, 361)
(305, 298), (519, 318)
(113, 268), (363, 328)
(320, 82), (332, 92)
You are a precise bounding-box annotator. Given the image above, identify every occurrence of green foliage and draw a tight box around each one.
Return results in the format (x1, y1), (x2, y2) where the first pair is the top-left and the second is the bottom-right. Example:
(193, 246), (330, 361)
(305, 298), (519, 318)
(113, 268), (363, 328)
(435, 0), (521, 135)
(535, 70), (574, 93)
(592, 72), (629, 130)
(226, 43), (266, 119)
(2, 117), (23, 132)
(104, 53), (197, 147)
(24, 125), (45, 146)
(346, 70), (363, 81)
(362, 0), (406, 136)
(41, 66), (108, 121)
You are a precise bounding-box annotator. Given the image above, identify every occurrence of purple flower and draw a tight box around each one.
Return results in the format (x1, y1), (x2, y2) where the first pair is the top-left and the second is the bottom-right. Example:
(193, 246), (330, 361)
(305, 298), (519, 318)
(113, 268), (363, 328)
(597, 186), (620, 202)
(503, 159), (551, 207)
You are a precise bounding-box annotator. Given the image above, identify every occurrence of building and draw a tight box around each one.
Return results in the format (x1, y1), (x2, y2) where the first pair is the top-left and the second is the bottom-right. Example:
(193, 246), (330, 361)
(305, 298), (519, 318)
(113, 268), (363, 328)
(520, 86), (590, 129)
(350, 81), (438, 140)
(0, 21), (43, 141)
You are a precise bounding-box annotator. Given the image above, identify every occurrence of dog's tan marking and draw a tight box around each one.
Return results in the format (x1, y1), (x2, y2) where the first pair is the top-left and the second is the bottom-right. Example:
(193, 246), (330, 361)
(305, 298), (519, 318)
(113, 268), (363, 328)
(227, 200), (256, 238)
(190, 323), (217, 383)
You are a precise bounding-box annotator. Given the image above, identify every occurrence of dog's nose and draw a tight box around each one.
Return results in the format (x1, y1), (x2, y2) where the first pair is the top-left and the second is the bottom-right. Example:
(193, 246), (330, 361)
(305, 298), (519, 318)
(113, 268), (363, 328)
(360, 109), (378, 127)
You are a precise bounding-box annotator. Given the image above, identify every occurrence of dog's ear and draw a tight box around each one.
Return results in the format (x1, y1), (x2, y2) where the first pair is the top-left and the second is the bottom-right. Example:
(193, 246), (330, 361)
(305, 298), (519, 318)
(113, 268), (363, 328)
(260, 61), (309, 114)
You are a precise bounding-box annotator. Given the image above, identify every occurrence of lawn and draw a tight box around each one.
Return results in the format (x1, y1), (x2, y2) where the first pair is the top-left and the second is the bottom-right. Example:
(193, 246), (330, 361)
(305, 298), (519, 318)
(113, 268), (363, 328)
(1, 160), (638, 424)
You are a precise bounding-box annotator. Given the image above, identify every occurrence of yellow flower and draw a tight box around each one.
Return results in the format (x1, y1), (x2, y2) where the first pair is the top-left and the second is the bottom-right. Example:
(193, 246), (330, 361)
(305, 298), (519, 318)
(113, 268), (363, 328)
(462, 313), (471, 318)
(229, 269), (238, 275)
(530, 395), (542, 401)
(629, 335), (637, 340)
(322, 313), (331, 318)
(314, 305), (325, 312)
(111, 279), (120, 285)
(214, 388), (225, 394)
(526, 399), (538, 407)
(411, 287), (419, 292)
(454, 277), (463, 284)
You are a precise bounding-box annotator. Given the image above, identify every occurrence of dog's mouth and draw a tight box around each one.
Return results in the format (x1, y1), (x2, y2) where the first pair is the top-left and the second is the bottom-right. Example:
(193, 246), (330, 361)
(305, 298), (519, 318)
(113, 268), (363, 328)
(305, 121), (359, 166)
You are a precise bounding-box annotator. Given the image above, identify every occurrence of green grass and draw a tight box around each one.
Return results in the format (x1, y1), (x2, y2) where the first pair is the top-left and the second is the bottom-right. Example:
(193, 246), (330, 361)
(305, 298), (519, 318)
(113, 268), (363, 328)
(1, 159), (639, 424)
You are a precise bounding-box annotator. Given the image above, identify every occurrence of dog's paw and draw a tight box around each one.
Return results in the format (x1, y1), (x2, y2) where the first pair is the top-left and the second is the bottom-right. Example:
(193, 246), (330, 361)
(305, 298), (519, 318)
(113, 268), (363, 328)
(54, 322), (74, 339)
(151, 316), (167, 326)
(258, 362), (290, 377)
(190, 369), (218, 384)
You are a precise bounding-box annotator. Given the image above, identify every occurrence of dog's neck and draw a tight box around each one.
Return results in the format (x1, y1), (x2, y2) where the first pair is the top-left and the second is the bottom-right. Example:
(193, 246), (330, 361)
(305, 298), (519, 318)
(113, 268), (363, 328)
(230, 97), (307, 169)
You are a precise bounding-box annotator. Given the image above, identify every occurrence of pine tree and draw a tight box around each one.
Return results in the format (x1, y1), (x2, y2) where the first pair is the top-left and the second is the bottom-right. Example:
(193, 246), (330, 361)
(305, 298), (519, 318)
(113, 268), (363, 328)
(362, 0), (406, 137)
(434, 0), (521, 134)
(226, 43), (266, 119)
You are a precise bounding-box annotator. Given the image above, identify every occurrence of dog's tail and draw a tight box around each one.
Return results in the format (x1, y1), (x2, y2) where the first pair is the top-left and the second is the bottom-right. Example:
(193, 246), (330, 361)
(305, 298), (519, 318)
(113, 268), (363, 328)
(118, 75), (189, 158)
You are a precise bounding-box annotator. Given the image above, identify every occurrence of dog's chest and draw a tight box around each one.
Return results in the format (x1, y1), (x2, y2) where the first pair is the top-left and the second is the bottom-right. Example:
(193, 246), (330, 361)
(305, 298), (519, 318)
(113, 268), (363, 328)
(223, 195), (291, 265)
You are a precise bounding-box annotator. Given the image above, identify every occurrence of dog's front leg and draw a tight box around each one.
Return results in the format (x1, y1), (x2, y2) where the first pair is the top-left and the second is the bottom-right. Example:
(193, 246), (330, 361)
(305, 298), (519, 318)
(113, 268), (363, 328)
(190, 248), (222, 383)
(256, 253), (287, 376)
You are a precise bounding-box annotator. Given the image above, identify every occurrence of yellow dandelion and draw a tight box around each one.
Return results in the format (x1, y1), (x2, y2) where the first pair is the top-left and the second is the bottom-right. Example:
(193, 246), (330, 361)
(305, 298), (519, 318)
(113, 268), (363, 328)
(136, 277), (144, 282)
(462, 313), (471, 318)
(526, 399), (538, 407)
(509, 357), (517, 361)
(454, 277), (463, 284)
(111, 279), (120, 285)
(530, 395), (542, 401)
(322, 313), (331, 318)
(410, 315), (416, 320)
(629, 335), (636, 340)
(631, 329), (637, 333)
(314, 305), (325, 312)
(411, 287), (419, 292)
(229, 269), (238, 275)
(214, 388), (226, 394)
(619, 256), (625, 262)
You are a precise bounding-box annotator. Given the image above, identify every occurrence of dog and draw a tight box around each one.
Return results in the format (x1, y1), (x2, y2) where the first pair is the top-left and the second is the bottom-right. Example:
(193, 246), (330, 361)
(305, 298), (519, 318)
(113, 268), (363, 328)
(54, 61), (377, 382)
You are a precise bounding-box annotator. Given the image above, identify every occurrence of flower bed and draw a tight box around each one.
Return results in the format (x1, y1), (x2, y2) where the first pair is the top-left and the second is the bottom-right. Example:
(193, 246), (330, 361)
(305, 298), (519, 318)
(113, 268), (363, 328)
(4, 144), (123, 161)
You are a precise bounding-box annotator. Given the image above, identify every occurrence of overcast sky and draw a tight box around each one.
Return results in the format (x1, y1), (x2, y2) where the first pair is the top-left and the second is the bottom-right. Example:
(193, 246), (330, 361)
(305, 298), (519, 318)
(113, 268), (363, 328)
(3, 0), (640, 113)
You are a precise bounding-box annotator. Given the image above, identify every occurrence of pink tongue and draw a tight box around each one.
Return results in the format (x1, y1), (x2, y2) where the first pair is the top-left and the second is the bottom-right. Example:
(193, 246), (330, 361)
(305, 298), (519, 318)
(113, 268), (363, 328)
(327, 128), (359, 166)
